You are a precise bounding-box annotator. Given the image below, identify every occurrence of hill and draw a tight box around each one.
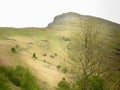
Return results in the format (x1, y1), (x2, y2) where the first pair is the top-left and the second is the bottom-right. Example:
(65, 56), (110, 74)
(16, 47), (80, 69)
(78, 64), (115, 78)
(48, 12), (120, 31)
(0, 12), (120, 90)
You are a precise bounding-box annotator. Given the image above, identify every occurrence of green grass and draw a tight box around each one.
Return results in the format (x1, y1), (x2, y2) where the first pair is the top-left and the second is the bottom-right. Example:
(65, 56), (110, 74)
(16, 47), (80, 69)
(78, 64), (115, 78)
(0, 74), (11, 90)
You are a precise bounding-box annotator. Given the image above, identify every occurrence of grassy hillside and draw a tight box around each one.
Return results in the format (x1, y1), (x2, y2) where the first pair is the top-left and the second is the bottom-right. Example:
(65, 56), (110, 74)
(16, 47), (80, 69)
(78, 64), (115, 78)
(0, 12), (120, 90)
(0, 27), (69, 90)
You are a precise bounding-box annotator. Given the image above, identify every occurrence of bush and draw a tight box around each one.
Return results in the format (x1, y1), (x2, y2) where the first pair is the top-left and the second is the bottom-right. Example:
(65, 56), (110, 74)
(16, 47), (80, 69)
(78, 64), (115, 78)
(0, 66), (41, 90)
(43, 60), (46, 62)
(43, 53), (47, 57)
(57, 78), (71, 90)
(50, 55), (54, 58)
(62, 37), (71, 41)
(61, 67), (68, 73)
(56, 65), (61, 70)
(11, 47), (16, 53)
(20, 69), (40, 90)
(8, 66), (24, 86)
(32, 53), (37, 59)
(0, 75), (11, 90)
(54, 53), (57, 56)
(74, 76), (104, 90)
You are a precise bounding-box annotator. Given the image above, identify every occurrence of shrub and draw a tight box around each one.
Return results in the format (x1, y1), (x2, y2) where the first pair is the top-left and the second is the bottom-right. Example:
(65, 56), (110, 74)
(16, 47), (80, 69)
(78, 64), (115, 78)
(70, 69), (75, 74)
(0, 75), (11, 90)
(54, 53), (57, 56)
(10, 75), (21, 86)
(57, 78), (71, 90)
(8, 66), (24, 86)
(11, 47), (16, 53)
(56, 65), (61, 70)
(61, 67), (68, 73)
(32, 53), (36, 58)
(20, 69), (40, 90)
(0, 66), (41, 90)
(74, 76), (104, 90)
(43, 53), (47, 57)
(32, 53), (37, 59)
(43, 60), (46, 62)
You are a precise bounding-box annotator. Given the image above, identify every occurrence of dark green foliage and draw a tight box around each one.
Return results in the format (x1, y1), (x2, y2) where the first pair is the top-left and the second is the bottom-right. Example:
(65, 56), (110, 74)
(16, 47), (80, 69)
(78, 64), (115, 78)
(33, 53), (36, 58)
(0, 66), (41, 90)
(11, 45), (19, 53)
(20, 69), (40, 90)
(8, 66), (24, 86)
(73, 76), (104, 90)
(87, 76), (104, 90)
(11, 47), (16, 53)
(57, 78), (71, 90)
(0, 75), (11, 90)
(32, 53), (37, 59)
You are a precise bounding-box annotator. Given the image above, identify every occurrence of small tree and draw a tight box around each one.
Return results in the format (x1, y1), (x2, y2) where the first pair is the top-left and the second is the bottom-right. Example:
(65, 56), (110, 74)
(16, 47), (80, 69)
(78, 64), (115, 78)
(32, 53), (37, 59)
(11, 47), (16, 53)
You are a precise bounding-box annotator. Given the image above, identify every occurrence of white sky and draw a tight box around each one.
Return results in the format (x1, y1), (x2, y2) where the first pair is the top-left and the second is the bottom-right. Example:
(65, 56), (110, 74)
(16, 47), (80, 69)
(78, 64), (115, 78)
(0, 0), (120, 28)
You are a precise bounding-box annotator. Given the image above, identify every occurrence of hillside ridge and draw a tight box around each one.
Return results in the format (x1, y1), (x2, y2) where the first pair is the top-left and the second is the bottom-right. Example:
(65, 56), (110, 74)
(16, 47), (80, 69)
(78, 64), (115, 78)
(47, 12), (120, 30)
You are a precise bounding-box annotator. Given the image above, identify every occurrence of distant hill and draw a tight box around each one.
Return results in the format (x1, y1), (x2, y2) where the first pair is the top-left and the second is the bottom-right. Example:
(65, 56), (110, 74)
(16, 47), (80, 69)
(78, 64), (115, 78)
(47, 12), (120, 31)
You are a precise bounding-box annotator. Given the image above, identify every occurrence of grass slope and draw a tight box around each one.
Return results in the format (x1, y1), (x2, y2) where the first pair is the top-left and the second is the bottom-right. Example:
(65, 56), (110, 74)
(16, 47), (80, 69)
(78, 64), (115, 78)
(0, 12), (120, 90)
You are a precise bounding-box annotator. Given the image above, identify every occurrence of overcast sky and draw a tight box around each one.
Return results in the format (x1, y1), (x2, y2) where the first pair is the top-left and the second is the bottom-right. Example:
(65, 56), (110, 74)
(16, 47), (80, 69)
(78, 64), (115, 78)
(0, 0), (120, 27)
